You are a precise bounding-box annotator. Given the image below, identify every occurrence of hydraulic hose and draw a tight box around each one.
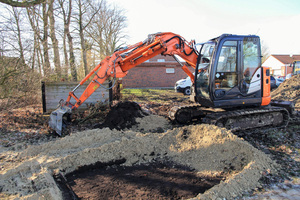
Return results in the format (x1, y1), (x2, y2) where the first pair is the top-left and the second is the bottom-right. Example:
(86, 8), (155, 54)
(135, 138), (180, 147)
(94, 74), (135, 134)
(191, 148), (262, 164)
(165, 35), (197, 56)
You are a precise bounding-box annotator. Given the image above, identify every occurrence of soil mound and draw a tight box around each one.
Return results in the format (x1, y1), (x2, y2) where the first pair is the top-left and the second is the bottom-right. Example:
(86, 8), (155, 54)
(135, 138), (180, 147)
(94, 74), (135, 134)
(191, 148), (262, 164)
(0, 124), (279, 200)
(131, 115), (171, 133)
(272, 74), (300, 108)
(99, 101), (148, 130)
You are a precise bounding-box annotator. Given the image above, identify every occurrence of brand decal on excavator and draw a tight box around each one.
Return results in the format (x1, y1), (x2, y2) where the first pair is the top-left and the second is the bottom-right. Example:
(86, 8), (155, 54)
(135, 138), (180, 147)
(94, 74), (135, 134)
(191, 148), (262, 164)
(93, 85), (98, 90)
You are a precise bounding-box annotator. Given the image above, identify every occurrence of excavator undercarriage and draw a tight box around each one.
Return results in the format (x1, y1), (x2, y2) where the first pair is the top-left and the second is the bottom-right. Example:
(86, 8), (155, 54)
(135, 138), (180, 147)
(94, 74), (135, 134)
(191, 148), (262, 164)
(169, 100), (294, 131)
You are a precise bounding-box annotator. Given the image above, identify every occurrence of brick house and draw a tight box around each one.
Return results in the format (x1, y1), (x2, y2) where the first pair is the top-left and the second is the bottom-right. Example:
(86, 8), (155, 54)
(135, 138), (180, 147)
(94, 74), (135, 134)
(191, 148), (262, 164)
(121, 54), (194, 88)
(262, 54), (300, 77)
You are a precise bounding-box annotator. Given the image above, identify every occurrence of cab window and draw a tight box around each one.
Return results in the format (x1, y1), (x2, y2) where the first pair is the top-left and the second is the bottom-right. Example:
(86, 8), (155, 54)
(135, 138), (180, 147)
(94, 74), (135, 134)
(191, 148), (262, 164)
(215, 41), (238, 90)
(243, 38), (260, 83)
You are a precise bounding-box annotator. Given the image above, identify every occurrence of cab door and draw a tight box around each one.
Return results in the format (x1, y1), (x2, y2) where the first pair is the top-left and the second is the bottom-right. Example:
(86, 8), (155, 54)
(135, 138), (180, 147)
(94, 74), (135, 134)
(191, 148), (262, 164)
(213, 40), (239, 100)
(212, 36), (262, 108)
(240, 37), (262, 97)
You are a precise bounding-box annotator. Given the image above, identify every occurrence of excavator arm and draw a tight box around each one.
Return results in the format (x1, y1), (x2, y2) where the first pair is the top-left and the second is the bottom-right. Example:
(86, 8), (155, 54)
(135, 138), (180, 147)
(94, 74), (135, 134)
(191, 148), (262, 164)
(49, 32), (199, 135)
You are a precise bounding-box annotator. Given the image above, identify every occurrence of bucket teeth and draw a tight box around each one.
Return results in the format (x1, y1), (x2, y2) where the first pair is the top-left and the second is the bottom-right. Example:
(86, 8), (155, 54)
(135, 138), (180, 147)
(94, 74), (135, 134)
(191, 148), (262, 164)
(49, 106), (72, 135)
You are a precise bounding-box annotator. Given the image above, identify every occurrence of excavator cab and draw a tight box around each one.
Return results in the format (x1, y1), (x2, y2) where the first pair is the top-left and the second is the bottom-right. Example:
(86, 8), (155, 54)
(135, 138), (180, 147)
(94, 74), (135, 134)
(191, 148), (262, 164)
(292, 61), (300, 75)
(194, 34), (268, 109)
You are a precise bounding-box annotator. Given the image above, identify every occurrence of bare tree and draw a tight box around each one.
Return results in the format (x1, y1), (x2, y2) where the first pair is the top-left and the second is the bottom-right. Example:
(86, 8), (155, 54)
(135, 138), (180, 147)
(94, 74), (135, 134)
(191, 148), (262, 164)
(26, 1), (52, 78)
(3, 7), (26, 65)
(103, 5), (127, 55)
(26, 6), (41, 72)
(48, 0), (61, 78)
(0, 0), (127, 82)
(13, 8), (25, 64)
(59, 0), (77, 81)
(26, 7), (43, 75)
(41, 1), (51, 77)
(86, 1), (127, 60)
(0, 5), (41, 109)
(58, 0), (69, 79)
(75, 0), (102, 76)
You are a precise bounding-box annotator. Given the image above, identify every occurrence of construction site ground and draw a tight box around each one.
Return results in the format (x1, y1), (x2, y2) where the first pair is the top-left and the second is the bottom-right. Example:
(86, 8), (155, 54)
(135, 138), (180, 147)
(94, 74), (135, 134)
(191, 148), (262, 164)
(0, 75), (300, 199)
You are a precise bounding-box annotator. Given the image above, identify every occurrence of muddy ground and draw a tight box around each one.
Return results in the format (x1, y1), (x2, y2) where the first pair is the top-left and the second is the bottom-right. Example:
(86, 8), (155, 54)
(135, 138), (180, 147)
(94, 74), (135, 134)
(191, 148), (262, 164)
(60, 160), (224, 200)
(0, 75), (300, 199)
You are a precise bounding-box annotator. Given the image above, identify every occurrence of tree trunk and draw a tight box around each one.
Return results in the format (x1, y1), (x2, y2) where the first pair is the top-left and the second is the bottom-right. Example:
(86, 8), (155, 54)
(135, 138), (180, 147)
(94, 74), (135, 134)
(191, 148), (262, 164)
(62, 26), (69, 80)
(80, 29), (88, 76)
(59, 0), (77, 81)
(31, 34), (36, 70)
(37, 39), (44, 75)
(26, 7), (43, 74)
(12, 8), (25, 65)
(67, 31), (77, 81)
(37, 43), (42, 74)
(78, 0), (88, 76)
(42, 2), (51, 77)
(48, 0), (61, 79)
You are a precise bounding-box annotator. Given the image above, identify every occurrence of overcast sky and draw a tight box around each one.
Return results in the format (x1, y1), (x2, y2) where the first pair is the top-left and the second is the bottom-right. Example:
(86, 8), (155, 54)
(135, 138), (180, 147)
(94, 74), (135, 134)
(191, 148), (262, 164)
(109, 0), (300, 54)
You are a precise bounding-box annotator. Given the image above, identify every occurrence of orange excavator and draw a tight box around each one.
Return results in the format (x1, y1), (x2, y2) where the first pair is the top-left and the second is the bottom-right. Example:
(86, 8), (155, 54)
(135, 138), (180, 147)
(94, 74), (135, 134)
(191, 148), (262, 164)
(49, 32), (294, 135)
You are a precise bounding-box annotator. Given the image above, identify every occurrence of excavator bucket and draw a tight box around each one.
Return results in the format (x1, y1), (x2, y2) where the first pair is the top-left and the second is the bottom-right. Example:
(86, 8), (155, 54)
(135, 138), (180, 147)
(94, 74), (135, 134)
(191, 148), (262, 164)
(49, 105), (72, 136)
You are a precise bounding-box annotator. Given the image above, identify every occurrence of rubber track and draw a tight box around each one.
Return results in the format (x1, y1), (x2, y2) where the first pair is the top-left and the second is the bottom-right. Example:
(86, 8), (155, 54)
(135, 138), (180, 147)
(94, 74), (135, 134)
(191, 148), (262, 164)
(203, 107), (290, 131)
(169, 105), (290, 131)
(168, 104), (201, 121)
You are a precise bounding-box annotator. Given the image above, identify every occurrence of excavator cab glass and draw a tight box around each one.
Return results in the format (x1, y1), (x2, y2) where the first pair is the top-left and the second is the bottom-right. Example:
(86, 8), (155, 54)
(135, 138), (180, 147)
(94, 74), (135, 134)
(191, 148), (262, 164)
(292, 61), (300, 75)
(194, 34), (262, 108)
(194, 42), (215, 103)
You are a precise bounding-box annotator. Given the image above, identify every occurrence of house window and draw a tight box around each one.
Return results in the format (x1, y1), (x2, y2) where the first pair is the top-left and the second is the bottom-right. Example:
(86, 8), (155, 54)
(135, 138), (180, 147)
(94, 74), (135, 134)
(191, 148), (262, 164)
(157, 59), (165, 62)
(166, 68), (175, 73)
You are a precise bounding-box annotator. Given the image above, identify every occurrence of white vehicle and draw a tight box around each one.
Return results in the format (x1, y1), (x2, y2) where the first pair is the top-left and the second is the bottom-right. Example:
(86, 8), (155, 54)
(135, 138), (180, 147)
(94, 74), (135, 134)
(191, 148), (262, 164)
(286, 73), (292, 79)
(175, 76), (192, 95)
(275, 77), (285, 86)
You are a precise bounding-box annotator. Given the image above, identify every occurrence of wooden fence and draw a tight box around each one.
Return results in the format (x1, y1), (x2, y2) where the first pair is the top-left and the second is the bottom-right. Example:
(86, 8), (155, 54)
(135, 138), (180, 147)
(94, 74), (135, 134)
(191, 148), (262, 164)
(42, 82), (112, 113)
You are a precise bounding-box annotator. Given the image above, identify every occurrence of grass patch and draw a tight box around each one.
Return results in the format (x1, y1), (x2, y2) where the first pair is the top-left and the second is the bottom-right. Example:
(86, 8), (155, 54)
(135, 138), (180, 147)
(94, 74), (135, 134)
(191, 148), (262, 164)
(121, 89), (189, 104)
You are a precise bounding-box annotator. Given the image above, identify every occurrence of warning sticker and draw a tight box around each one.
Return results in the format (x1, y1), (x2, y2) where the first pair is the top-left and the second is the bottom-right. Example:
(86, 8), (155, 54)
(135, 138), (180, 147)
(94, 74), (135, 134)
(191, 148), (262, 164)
(93, 85), (98, 90)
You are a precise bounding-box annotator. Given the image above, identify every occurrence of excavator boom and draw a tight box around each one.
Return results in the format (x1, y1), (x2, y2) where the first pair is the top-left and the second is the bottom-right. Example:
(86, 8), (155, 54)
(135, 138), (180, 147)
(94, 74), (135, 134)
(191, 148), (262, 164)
(49, 32), (199, 135)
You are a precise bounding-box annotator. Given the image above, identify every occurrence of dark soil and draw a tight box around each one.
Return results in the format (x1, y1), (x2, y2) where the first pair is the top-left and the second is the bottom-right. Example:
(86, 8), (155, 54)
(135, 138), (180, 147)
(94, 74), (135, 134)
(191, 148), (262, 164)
(95, 101), (148, 130)
(57, 160), (224, 200)
(235, 117), (300, 182)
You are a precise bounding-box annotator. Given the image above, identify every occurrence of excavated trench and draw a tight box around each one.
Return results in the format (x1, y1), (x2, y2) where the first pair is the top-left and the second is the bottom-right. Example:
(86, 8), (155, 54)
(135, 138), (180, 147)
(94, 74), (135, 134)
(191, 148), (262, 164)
(55, 159), (224, 200)
(54, 102), (225, 199)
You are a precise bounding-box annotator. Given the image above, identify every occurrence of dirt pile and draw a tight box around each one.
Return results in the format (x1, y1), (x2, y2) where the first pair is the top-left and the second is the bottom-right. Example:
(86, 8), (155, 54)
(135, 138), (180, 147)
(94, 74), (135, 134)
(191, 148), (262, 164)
(97, 101), (148, 130)
(131, 115), (171, 133)
(272, 74), (300, 108)
(0, 124), (278, 200)
(95, 101), (171, 133)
